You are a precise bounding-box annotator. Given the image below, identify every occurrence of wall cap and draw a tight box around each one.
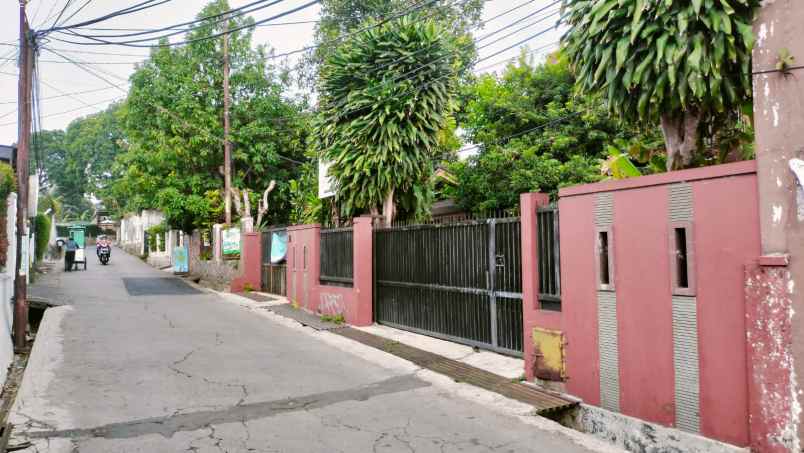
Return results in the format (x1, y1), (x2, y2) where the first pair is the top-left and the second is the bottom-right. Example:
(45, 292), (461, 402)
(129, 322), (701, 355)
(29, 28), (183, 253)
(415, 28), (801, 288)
(758, 254), (790, 267)
(287, 223), (321, 232)
(559, 160), (757, 198)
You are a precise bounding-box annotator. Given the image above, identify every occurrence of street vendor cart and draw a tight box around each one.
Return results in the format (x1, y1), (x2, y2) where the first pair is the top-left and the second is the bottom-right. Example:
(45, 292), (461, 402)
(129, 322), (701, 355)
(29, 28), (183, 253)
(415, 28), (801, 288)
(68, 225), (87, 271)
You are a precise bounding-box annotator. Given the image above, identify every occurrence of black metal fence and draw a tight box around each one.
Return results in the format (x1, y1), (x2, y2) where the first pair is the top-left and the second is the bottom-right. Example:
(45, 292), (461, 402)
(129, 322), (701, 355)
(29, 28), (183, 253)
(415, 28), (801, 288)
(261, 227), (287, 296)
(320, 227), (354, 287)
(537, 204), (561, 311)
(374, 217), (523, 356)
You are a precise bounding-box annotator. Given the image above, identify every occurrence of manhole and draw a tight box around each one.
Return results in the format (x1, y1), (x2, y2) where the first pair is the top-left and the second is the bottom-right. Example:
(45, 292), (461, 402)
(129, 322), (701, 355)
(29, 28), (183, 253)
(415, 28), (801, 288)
(122, 278), (202, 296)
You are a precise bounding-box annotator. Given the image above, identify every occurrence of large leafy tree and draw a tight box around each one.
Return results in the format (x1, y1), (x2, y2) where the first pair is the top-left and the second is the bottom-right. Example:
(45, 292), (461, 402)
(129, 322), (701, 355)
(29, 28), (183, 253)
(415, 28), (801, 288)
(107, 0), (309, 232)
(34, 103), (125, 217)
(448, 53), (661, 213)
(562, 0), (760, 169)
(316, 17), (460, 225)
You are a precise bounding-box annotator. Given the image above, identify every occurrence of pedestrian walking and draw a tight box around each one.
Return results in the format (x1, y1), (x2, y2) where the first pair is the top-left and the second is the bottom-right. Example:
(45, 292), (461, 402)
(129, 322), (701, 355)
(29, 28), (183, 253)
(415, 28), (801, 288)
(64, 237), (78, 272)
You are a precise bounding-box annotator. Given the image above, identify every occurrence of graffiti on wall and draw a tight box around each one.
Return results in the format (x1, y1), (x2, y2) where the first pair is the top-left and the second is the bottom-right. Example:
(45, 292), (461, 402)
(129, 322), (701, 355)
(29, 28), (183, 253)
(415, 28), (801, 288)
(320, 292), (344, 316)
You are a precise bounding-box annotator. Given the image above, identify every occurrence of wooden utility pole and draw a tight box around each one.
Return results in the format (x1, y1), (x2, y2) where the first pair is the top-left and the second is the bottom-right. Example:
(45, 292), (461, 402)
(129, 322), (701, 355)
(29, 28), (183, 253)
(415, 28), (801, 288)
(222, 15), (232, 225)
(14, 0), (31, 350)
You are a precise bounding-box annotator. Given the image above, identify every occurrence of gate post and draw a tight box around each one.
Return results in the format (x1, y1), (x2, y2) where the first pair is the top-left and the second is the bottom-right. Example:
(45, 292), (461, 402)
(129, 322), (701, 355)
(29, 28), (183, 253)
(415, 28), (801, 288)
(520, 192), (551, 381)
(352, 216), (373, 326)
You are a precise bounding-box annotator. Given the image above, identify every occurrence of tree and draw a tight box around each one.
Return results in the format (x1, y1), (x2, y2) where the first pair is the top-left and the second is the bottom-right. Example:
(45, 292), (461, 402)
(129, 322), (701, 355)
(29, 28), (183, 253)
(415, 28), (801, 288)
(316, 17), (460, 225)
(562, 0), (760, 169)
(34, 103), (125, 215)
(300, 0), (484, 88)
(448, 53), (661, 213)
(107, 0), (309, 231)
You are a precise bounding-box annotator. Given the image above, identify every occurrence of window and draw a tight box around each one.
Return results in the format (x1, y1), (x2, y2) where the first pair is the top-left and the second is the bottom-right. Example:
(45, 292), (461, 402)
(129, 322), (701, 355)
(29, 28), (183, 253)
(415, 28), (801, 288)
(670, 223), (695, 295)
(596, 227), (615, 291)
(303, 246), (308, 270)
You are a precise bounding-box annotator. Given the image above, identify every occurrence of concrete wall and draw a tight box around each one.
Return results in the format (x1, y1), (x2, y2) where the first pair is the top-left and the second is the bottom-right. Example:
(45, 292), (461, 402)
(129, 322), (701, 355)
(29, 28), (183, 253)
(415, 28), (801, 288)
(286, 217), (373, 326)
(523, 161), (759, 447)
(187, 229), (238, 289)
(118, 210), (165, 257)
(750, 2), (804, 451)
(230, 232), (261, 292)
(0, 193), (18, 385)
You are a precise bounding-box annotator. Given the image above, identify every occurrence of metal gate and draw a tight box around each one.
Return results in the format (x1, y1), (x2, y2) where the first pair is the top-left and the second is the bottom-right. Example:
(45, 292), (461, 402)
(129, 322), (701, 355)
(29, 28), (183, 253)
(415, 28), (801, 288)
(374, 218), (523, 356)
(261, 227), (287, 296)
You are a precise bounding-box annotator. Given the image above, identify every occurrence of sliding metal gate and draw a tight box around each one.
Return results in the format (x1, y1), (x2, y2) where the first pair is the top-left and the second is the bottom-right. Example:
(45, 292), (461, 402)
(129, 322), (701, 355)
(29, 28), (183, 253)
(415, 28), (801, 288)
(374, 218), (523, 356)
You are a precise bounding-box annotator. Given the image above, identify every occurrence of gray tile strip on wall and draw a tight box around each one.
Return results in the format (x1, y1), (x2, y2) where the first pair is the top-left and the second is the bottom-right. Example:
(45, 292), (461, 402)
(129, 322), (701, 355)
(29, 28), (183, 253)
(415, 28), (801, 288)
(668, 183), (693, 222)
(594, 193), (619, 412)
(598, 291), (620, 412)
(672, 295), (700, 433)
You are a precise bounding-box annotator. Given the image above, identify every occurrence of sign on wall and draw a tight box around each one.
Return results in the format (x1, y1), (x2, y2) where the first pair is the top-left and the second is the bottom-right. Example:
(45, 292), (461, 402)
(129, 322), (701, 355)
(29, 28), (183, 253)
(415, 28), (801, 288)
(172, 246), (189, 274)
(318, 159), (335, 199)
(222, 227), (241, 257)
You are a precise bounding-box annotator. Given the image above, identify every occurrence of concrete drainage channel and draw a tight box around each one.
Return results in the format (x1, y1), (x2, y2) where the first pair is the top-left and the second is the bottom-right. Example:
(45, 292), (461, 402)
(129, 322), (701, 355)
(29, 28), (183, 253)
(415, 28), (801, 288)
(256, 301), (747, 453)
(0, 297), (54, 452)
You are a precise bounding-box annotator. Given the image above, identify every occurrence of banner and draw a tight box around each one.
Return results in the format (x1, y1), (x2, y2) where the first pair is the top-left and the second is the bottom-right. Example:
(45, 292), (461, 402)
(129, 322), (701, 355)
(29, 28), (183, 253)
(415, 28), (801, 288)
(222, 227), (241, 257)
(172, 246), (189, 274)
(270, 231), (288, 264)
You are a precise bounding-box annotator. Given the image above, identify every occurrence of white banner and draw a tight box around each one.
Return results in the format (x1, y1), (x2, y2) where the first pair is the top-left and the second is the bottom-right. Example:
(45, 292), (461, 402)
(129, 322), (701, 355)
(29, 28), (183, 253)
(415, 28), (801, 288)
(318, 160), (335, 199)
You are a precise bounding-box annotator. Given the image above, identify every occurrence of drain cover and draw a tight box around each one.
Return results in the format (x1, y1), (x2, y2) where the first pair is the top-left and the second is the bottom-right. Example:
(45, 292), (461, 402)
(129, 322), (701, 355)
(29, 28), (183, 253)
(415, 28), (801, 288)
(122, 278), (202, 296)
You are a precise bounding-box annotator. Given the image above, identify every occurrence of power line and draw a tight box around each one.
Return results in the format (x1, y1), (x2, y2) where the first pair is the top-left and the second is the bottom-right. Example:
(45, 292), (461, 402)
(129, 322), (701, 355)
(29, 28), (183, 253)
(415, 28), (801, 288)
(47, 0), (322, 48)
(63, 0), (285, 39)
(43, 0), (173, 33)
(44, 47), (309, 166)
(0, 85), (117, 105)
(0, 57), (142, 65)
(0, 96), (123, 127)
(456, 111), (585, 155)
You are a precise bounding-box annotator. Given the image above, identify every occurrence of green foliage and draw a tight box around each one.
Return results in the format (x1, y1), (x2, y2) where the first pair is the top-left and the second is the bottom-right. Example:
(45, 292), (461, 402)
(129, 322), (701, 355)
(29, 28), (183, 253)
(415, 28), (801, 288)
(35, 104), (124, 217)
(562, 0), (760, 168)
(449, 54), (659, 213)
(320, 313), (345, 325)
(288, 160), (325, 225)
(106, 0), (309, 232)
(0, 162), (16, 205)
(563, 0), (759, 120)
(146, 223), (168, 253)
(34, 214), (51, 262)
(301, 0), (484, 87)
(316, 17), (460, 220)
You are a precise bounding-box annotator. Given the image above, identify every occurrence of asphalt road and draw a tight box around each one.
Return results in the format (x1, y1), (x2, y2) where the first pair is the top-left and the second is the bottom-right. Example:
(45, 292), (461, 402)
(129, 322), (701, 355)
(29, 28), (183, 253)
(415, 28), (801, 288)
(9, 247), (607, 453)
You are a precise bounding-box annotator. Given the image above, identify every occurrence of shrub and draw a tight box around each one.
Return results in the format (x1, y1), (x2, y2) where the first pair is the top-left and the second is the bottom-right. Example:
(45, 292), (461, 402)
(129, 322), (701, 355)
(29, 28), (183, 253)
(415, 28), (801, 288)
(34, 214), (51, 262)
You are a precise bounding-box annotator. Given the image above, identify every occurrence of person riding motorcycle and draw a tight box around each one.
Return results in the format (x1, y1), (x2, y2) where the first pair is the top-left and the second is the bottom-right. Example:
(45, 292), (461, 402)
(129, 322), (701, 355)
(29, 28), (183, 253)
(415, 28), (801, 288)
(96, 235), (112, 263)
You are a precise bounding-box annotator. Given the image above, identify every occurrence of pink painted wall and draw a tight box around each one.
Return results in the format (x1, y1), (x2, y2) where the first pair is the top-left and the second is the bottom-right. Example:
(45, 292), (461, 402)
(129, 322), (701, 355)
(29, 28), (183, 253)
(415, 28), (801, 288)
(286, 217), (373, 326)
(230, 232), (261, 293)
(548, 161), (759, 446)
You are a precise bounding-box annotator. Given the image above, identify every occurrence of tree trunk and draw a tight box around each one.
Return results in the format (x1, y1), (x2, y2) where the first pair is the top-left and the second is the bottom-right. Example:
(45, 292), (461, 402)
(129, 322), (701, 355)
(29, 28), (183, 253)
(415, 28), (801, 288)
(382, 188), (396, 227)
(660, 111), (701, 171)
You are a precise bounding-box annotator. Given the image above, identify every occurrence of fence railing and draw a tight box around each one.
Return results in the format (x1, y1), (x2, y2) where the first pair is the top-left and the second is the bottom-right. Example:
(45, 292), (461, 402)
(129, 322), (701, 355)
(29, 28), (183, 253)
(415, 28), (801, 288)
(261, 226), (288, 296)
(320, 227), (353, 287)
(537, 204), (561, 311)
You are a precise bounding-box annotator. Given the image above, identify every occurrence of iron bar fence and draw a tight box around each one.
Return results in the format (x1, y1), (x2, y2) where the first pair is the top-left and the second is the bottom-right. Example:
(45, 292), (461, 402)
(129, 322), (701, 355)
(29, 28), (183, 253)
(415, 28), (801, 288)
(261, 226), (287, 296)
(537, 204), (561, 311)
(320, 227), (354, 287)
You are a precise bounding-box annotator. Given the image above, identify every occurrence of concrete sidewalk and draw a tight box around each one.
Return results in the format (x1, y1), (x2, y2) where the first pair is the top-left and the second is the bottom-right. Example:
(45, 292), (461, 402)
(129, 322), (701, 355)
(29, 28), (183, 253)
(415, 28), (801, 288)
(9, 247), (622, 452)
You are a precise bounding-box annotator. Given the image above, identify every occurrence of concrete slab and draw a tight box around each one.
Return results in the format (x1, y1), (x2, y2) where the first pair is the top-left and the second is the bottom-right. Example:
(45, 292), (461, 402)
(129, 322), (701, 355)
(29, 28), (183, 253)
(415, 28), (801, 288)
(358, 324), (525, 380)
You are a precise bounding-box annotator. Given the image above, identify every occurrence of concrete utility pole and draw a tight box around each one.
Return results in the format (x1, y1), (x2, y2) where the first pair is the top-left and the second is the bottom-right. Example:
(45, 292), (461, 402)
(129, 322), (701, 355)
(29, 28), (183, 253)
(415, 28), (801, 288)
(223, 14), (232, 225)
(14, 0), (31, 350)
(747, 1), (804, 452)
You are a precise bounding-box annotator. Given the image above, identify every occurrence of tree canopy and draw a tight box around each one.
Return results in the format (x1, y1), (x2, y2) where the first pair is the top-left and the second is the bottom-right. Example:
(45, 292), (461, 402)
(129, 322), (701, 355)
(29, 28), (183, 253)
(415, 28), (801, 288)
(447, 53), (661, 214)
(562, 0), (760, 169)
(105, 0), (309, 232)
(315, 17), (460, 224)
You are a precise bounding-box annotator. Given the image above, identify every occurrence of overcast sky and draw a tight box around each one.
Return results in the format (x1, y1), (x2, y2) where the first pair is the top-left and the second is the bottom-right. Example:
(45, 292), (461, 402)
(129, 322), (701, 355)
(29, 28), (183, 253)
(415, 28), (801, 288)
(0, 0), (562, 146)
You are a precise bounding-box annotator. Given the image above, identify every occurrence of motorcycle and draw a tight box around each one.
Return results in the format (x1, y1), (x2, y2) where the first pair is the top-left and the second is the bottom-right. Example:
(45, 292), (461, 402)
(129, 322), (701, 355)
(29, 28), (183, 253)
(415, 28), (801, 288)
(97, 244), (111, 265)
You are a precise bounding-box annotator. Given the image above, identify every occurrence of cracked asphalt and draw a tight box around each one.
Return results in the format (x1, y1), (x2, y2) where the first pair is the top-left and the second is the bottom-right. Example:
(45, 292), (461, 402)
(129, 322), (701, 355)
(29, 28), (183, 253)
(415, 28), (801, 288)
(8, 248), (606, 453)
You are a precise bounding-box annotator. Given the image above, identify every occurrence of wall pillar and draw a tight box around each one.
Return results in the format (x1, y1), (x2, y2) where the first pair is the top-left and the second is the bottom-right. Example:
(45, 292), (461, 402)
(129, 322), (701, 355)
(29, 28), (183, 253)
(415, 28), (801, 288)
(352, 216), (373, 326)
(231, 232), (262, 293)
(520, 192), (559, 382)
(750, 2), (804, 451)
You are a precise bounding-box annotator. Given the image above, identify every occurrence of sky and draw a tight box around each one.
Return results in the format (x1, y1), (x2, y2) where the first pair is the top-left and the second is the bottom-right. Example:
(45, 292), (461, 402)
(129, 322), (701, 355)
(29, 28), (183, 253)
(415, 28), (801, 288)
(0, 0), (563, 146)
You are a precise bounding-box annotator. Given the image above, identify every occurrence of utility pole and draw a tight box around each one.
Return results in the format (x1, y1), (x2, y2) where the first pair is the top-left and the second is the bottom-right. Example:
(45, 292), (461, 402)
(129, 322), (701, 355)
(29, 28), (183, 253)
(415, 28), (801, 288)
(223, 14), (232, 225)
(14, 0), (31, 350)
